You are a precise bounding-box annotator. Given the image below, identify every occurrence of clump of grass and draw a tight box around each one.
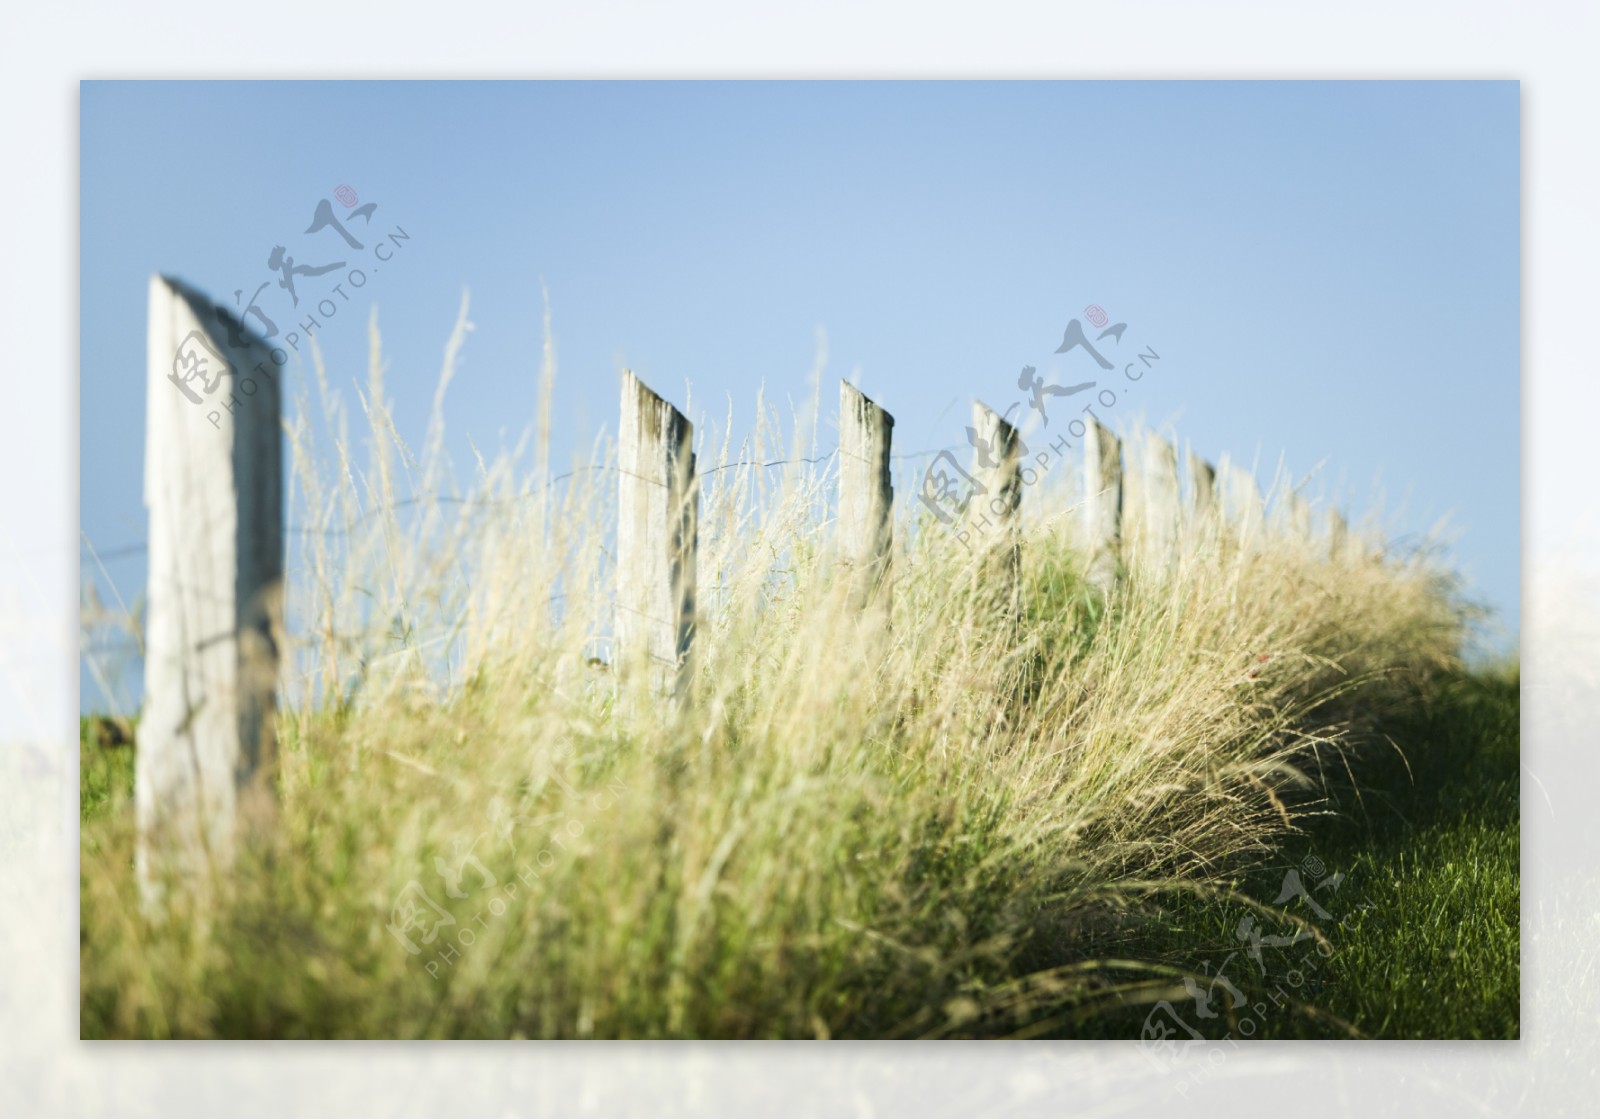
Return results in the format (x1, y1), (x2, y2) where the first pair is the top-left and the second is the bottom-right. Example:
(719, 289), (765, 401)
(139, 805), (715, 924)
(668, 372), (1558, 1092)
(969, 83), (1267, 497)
(80, 716), (135, 825)
(81, 310), (1473, 1038)
(1057, 659), (1518, 1040)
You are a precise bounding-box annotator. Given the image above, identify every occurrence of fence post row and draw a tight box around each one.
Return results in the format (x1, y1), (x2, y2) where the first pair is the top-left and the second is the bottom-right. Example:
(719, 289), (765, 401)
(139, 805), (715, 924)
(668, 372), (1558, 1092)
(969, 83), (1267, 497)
(617, 369), (698, 703)
(838, 381), (895, 610)
(133, 275), (1369, 867)
(138, 275), (283, 904)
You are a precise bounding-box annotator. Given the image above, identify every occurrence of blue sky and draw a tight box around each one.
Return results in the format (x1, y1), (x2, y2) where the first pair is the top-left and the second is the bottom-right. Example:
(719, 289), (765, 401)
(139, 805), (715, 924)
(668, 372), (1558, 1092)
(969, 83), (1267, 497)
(80, 80), (1519, 711)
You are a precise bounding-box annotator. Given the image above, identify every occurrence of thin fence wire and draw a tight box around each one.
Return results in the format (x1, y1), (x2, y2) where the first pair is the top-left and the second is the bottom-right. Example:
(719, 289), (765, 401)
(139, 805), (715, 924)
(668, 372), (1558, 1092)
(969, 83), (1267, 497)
(79, 445), (962, 561)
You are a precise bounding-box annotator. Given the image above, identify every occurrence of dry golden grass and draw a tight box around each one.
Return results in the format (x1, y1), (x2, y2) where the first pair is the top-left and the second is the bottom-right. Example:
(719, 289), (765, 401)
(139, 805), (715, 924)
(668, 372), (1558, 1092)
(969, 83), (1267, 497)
(80, 309), (1468, 1038)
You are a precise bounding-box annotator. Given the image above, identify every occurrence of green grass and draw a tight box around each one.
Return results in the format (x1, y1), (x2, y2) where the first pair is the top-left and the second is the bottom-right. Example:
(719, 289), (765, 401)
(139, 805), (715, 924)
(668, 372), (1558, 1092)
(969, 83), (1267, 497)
(1067, 665), (1520, 1039)
(1305, 664), (1519, 1037)
(80, 717), (135, 825)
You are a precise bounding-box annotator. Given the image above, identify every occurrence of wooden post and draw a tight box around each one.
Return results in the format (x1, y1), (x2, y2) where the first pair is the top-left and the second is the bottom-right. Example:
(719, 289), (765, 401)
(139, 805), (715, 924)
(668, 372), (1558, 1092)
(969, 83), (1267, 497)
(1083, 417), (1123, 591)
(1140, 432), (1181, 564)
(838, 381), (894, 609)
(1287, 491), (1313, 541)
(1189, 450), (1217, 520)
(965, 400), (1023, 616)
(138, 275), (283, 902)
(617, 370), (698, 703)
(1328, 508), (1351, 560)
(1219, 455), (1264, 545)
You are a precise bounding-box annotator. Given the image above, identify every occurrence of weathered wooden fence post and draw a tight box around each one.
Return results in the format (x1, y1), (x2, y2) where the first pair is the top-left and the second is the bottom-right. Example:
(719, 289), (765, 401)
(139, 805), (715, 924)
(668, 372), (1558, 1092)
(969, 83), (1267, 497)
(617, 370), (698, 703)
(1139, 432), (1181, 564)
(1219, 455), (1264, 545)
(965, 400), (1023, 617)
(1328, 508), (1355, 561)
(1083, 417), (1123, 591)
(1189, 450), (1217, 521)
(1287, 491), (1313, 542)
(138, 275), (283, 903)
(838, 381), (895, 609)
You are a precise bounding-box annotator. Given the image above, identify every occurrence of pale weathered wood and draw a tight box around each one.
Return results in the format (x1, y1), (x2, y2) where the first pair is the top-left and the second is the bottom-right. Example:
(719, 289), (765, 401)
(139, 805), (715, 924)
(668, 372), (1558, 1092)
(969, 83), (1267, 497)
(138, 275), (283, 902)
(1189, 450), (1217, 520)
(1287, 491), (1313, 541)
(1328, 508), (1352, 560)
(1219, 454), (1264, 544)
(617, 370), (698, 702)
(965, 400), (1023, 615)
(1139, 432), (1181, 563)
(1082, 417), (1123, 590)
(965, 400), (1022, 535)
(838, 381), (895, 609)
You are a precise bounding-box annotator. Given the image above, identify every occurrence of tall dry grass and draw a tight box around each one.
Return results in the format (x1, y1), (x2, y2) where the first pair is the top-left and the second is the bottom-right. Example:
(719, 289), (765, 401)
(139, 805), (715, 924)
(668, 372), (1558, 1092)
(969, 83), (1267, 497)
(80, 307), (1468, 1038)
